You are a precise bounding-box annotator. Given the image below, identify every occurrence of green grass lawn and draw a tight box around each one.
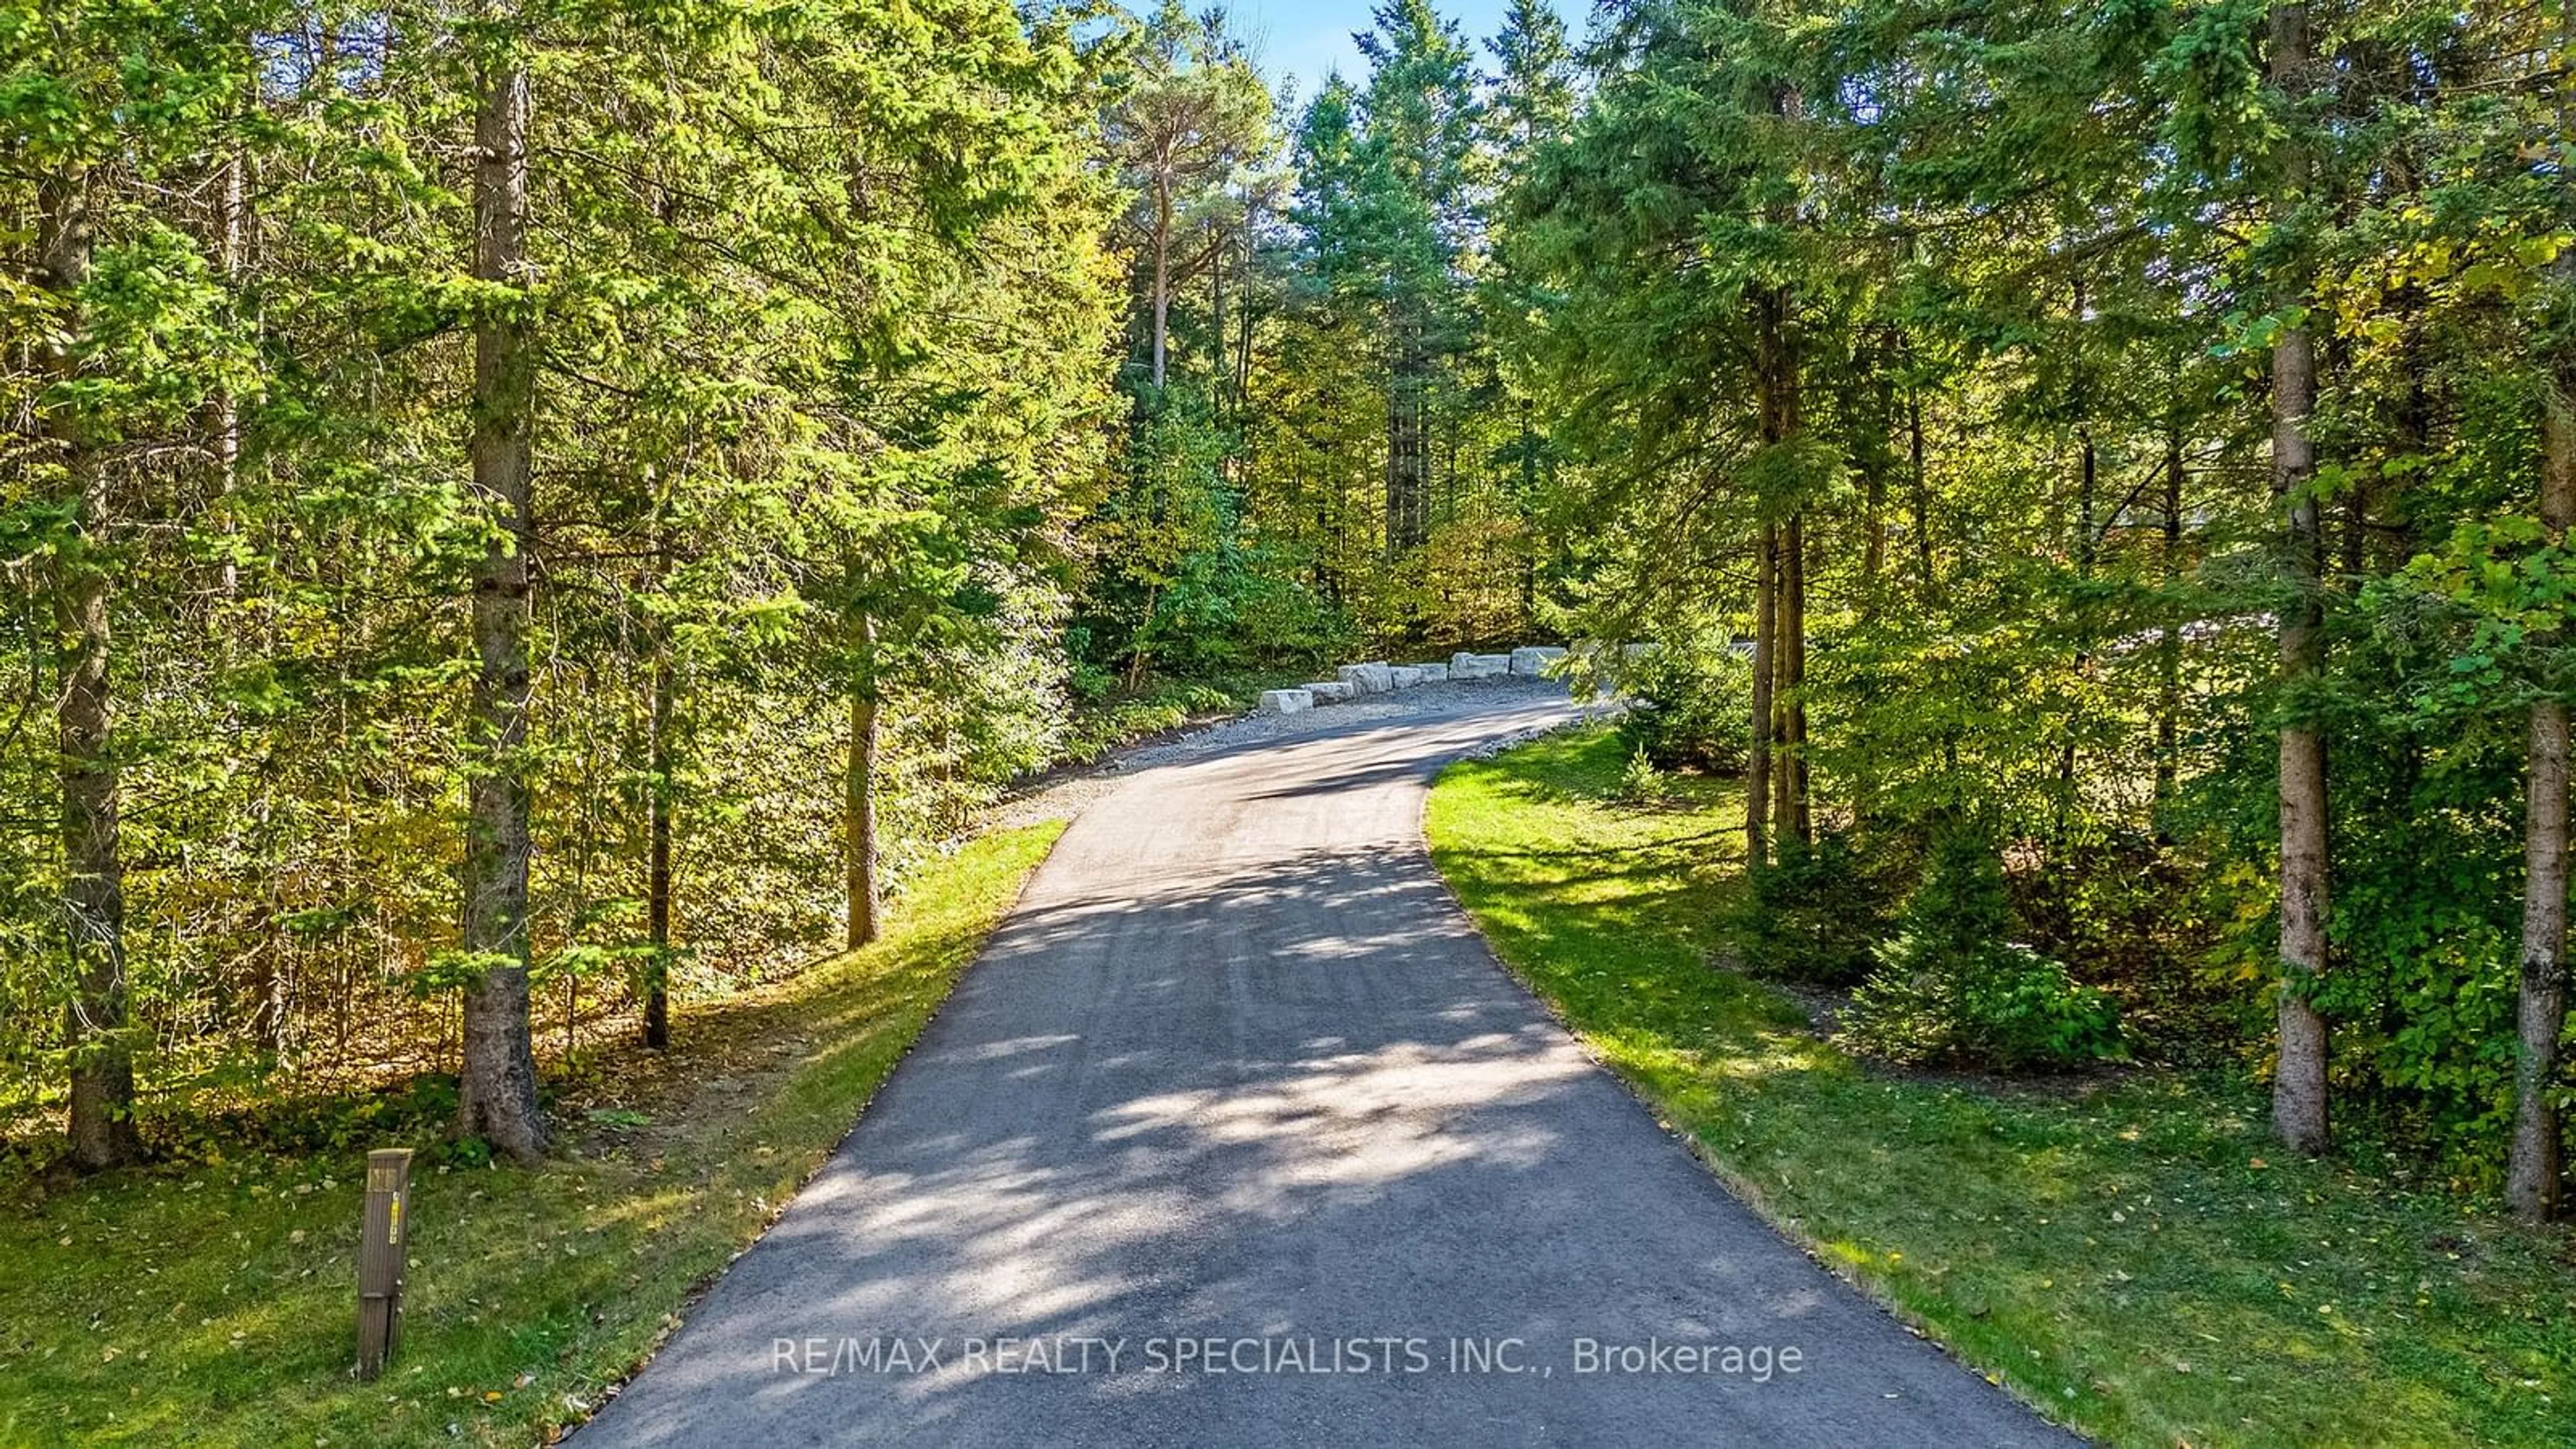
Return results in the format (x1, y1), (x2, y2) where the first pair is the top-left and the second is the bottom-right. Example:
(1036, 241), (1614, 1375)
(1427, 726), (2574, 1448)
(0, 821), (1063, 1447)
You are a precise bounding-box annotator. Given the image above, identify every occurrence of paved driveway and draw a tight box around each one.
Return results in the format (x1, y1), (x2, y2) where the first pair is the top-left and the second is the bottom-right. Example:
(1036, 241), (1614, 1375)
(580, 685), (2073, 1447)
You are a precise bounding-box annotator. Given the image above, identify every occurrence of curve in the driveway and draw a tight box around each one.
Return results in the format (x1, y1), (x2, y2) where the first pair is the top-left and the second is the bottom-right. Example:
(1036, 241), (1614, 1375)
(578, 685), (2076, 1448)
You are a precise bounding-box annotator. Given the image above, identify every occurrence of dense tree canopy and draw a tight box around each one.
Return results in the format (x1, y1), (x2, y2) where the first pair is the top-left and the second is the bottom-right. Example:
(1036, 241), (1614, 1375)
(4, 0), (2571, 1222)
(1495, 0), (2572, 1212)
(4, 0), (1117, 1165)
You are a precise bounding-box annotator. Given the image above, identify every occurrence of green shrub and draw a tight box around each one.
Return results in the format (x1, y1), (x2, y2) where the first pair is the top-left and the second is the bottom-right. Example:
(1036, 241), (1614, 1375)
(1842, 942), (2125, 1071)
(1838, 829), (2123, 1071)
(1616, 744), (1666, 804)
(1615, 641), (1752, 773)
(2004, 828), (2240, 1062)
(1744, 828), (1904, 985)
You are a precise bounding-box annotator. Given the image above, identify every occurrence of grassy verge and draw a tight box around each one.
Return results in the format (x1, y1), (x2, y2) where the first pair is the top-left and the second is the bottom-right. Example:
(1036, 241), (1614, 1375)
(1426, 727), (2573, 1448)
(0, 821), (1063, 1447)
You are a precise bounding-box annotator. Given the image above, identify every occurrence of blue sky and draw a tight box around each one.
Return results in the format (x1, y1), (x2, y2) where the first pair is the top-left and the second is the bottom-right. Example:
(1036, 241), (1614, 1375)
(1150, 0), (1574, 105)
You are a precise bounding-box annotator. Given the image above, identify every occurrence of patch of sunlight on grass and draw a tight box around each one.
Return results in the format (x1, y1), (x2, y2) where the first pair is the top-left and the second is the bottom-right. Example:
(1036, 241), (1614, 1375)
(1711, 1046), (1825, 1081)
(1817, 1238), (1874, 1271)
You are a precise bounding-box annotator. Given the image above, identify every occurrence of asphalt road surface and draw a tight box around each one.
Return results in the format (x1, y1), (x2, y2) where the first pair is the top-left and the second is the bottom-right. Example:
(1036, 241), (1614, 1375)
(580, 683), (2075, 1448)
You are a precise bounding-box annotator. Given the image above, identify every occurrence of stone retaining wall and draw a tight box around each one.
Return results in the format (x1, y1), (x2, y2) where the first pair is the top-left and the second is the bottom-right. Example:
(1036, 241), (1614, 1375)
(1254, 643), (1590, 716)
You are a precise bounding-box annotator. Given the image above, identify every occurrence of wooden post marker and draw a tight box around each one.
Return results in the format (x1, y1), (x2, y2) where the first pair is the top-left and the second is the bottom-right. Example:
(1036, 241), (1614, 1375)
(356, 1147), (414, 1379)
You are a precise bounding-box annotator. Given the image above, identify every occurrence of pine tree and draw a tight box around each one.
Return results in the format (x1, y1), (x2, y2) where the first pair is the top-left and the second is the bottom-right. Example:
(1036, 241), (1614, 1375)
(8, 0), (263, 1167)
(455, 0), (547, 1164)
(1102, 0), (1268, 390)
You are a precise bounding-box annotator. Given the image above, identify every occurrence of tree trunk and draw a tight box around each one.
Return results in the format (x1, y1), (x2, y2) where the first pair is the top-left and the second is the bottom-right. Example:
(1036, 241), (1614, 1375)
(1782, 511), (1810, 844)
(60, 518), (133, 1170)
(457, 41), (547, 1165)
(1747, 525), (1776, 866)
(213, 135), (244, 606)
(2508, 239), (2576, 1220)
(643, 647), (674, 1049)
(845, 614), (881, 950)
(2059, 427), (2098, 840)
(639, 464), (674, 1050)
(2154, 421), (2185, 813)
(1909, 385), (1935, 597)
(1752, 277), (1809, 844)
(2512, 696), (2571, 1220)
(1772, 607), (1794, 843)
(1209, 212), (1226, 411)
(2267, 1), (2330, 1157)
(1150, 169), (1171, 388)
(209, 125), (280, 1053)
(1862, 375), (1886, 612)
(1519, 399), (1539, 625)
(1233, 197), (1258, 405)
(1387, 312), (1429, 557)
(40, 165), (142, 1171)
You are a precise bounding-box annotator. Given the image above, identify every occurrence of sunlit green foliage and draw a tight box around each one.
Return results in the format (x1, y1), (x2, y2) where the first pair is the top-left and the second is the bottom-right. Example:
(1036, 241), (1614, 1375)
(1497, 0), (2575, 1177)
(1, 0), (1116, 1140)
